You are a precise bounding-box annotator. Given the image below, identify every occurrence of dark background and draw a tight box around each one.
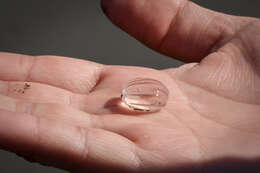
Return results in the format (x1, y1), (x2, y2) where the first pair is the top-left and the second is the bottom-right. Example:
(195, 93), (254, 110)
(0, 0), (259, 172)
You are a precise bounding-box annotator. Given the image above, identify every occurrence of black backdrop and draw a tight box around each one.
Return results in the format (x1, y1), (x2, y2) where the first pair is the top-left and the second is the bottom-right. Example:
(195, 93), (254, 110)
(0, 0), (259, 172)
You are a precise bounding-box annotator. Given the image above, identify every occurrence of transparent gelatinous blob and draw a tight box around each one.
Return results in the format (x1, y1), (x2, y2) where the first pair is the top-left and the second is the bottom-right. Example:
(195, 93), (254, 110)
(121, 78), (169, 112)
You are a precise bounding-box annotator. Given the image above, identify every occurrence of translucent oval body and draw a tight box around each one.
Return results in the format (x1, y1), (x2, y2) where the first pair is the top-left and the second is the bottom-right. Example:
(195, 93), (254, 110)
(121, 78), (169, 112)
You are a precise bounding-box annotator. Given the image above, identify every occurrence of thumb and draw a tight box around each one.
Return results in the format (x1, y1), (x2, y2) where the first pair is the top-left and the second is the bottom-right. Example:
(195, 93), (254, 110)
(101, 0), (252, 62)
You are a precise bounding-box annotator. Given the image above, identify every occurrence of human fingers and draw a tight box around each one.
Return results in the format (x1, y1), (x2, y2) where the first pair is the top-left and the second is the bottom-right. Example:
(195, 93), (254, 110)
(0, 94), (97, 129)
(0, 80), (74, 104)
(0, 93), (167, 150)
(0, 52), (104, 94)
(0, 109), (140, 172)
(101, 0), (254, 62)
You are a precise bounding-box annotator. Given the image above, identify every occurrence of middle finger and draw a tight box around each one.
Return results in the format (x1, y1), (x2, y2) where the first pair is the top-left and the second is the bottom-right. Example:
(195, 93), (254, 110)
(0, 80), (73, 104)
(0, 94), (99, 129)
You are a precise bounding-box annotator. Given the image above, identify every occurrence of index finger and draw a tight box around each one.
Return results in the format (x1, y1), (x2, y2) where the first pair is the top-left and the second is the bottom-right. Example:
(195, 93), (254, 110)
(0, 52), (104, 94)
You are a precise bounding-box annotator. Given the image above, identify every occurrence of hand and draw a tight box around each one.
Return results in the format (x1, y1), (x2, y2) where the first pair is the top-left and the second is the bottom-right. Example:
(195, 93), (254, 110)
(1, 0), (260, 172)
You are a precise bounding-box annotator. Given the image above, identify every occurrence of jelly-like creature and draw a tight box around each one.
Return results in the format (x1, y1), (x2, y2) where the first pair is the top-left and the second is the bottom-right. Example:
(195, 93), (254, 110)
(121, 78), (169, 112)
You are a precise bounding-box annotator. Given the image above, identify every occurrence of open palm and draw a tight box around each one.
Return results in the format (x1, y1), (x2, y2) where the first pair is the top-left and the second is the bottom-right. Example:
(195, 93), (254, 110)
(1, 0), (260, 172)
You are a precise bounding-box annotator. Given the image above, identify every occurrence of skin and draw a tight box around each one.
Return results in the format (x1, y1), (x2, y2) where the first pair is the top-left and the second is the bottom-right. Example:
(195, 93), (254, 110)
(0, 0), (260, 172)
